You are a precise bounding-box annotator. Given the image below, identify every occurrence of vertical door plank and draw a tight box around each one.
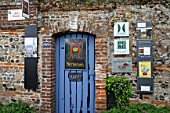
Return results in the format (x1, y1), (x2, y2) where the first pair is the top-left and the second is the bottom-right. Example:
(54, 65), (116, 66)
(76, 33), (83, 113)
(55, 37), (60, 113)
(89, 35), (95, 113)
(82, 70), (88, 113)
(71, 71), (77, 113)
(59, 35), (65, 113)
(82, 34), (88, 113)
(77, 71), (82, 113)
(65, 34), (71, 113)
(65, 70), (70, 113)
(70, 34), (77, 113)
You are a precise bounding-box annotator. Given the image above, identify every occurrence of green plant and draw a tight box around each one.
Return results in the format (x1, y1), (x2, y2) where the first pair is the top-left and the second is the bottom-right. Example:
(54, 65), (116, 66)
(0, 101), (35, 113)
(105, 77), (132, 108)
(102, 103), (170, 113)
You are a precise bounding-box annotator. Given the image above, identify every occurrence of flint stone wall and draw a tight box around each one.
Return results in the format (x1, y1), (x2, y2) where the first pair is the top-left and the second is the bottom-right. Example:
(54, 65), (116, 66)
(0, 0), (169, 112)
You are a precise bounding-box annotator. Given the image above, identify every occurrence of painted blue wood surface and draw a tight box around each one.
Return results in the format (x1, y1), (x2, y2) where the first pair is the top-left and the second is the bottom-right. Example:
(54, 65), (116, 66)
(65, 70), (70, 113)
(55, 37), (60, 113)
(59, 35), (65, 113)
(76, 34), (83, 113)
(89, 35), (95, 113)
(77, 70), (82, 113)
(71, 71), (77, 113)
(70, 34), (77, 113)
(56, 33), (95, 113)
(65, 34), (71, 113)
(82, 34), (88, 113)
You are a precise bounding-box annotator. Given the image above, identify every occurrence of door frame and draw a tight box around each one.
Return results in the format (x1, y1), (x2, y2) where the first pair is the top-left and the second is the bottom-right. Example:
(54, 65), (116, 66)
(55, 32), (96, 113)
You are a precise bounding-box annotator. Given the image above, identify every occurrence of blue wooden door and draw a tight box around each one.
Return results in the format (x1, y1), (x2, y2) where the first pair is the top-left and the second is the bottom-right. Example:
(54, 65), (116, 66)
(56, 33), (95, 113)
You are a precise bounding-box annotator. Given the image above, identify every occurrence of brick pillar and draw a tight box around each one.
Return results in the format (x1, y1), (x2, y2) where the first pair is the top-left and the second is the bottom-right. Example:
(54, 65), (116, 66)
(95, 38), (107, 111)
(41, 35), (55, 113)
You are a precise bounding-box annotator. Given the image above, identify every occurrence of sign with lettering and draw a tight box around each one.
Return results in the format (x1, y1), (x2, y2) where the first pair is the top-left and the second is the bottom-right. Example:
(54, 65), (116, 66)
(65, 39), (86, 69)
(114, 39), (129, 54)
(114, 22), (129, 36)
(112, 58), (132, 73)
(22, 0), (29, 18)
(8, 9), (25, 21)
(68, 73), (83, 82)
(139, 61), (151, 78)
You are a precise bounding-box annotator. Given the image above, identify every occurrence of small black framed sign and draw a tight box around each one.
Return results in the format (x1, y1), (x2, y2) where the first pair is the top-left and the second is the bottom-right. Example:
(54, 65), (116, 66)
(65, 39), (86, 70)
(68, 73), (83, 82)
(137, 78), (154, 93)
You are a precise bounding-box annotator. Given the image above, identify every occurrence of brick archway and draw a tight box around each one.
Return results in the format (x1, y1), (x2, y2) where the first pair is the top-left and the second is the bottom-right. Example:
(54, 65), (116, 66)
(40, 32), (108, 112)
(39, 9), (110, 112)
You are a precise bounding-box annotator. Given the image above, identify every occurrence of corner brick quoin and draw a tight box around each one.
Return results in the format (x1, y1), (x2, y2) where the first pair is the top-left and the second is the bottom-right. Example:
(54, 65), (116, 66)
(0, 2), (170, 113)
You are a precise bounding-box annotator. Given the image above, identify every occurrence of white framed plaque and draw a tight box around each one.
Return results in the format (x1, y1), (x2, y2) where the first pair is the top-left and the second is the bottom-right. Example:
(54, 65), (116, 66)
(114, 39), (129, 54)
(114, 22), (129, 37)
(8, 9), (25, 21)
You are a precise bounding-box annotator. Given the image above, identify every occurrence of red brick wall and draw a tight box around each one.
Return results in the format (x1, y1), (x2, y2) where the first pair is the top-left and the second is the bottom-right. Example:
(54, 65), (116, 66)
(38, 5), (170, 112)
(40, 35), (56, 113)
(0, 1), (170, 113)
(38, 7), (112, 111)
(0, 1), (41, 111)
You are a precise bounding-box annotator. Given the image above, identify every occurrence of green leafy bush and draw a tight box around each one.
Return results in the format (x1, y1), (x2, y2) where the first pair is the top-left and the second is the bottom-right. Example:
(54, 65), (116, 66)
(0, 102), (35, 113)
(105, 77), (132, 108)
(102, 104), (170, 113)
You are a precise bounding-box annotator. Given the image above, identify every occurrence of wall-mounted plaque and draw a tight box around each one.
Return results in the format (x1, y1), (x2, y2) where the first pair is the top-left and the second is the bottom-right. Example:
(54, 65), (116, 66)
(137, 23), (146, 28)
(114, 39), (129, 54)
(69, 11), (79, 30)
(139, 61), (151, 78)
(114, 22), (129, 37)
(22, 0), (29, 18)
(139, 47), (150, 56)
(137, 78), (154, 93)
(136, 22), (152, 39)
(8, 9), (25, 21)
(24, 37), (37, 57)
(137, 39), (152, 59)
(65, 39), (86, 69)
(112, 58), (132, 73)
(68, 73), (83, 82)
(43, 42), (50, 48)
